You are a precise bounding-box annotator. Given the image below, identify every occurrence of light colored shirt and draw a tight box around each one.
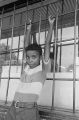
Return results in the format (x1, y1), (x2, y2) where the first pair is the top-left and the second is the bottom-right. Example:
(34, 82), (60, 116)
(16, 64), (43, 95)
(14, 63), (46, 102)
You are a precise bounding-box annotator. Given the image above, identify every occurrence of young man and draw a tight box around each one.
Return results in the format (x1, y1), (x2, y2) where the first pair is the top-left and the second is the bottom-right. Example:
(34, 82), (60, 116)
(5, 16), (55, 120)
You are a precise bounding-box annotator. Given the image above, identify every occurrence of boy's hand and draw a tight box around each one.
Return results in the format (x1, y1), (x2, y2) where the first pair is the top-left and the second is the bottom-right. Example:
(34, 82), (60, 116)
(27, 19), (31, 30)
(49, 16), (55, 25)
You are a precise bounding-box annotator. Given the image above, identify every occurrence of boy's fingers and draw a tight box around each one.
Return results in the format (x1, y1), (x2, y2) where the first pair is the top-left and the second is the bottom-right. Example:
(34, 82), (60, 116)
(49, 16), (55, 24)
(29, 19), (31, 24)
(28, 18), (31, 24)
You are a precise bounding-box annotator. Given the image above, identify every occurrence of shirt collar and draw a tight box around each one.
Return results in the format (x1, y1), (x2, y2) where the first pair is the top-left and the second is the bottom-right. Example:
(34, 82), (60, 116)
(24, 63), (42, 75)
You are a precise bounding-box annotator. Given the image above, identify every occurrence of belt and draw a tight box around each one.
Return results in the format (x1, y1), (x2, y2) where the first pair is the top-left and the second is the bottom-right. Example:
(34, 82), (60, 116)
(14, 101), (37, 108)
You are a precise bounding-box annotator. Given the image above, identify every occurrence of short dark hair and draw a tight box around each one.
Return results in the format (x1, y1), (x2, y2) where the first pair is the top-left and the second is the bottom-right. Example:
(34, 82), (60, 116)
(25, 43), (42, 56)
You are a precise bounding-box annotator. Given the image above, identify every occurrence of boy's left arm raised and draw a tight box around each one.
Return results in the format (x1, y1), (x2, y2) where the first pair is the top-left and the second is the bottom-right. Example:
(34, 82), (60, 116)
(24, 19), (32, 48)
(44, 16), (55, 62)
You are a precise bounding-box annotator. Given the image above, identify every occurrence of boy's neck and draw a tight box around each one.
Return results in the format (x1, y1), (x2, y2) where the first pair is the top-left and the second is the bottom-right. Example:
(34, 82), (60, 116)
(30, 63), (41, 69)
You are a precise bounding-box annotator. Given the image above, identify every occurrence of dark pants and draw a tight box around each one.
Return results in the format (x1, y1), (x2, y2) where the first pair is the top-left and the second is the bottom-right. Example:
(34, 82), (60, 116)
(5, 102), (40, 120)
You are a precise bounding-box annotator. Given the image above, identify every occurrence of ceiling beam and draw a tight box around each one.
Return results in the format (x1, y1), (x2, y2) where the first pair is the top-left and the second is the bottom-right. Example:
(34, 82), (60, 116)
(0, 0), (17, 7)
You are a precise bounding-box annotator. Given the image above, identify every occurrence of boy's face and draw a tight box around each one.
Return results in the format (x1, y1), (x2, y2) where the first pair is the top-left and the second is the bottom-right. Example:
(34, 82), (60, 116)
(26, 50), (41, 69)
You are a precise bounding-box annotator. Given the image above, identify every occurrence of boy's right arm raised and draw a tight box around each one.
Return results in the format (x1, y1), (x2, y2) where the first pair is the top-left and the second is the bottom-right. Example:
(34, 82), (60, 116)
(44, 16), (55, 62)
(24, 19), (32, 48)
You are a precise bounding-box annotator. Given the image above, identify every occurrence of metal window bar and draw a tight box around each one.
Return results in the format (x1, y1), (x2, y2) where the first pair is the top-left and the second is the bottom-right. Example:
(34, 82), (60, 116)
(0, 8), (4, 82)
(59, 0), (64, 72)
(21, 0), (28, 73)
(78, 26), (79, 57)
(5, 36), (9, 62)
(16, 12), (22, 68)
(51, 8), (58, 110)
(32, 9), (35, 43)
(31, 9), (38, 44)
(44, 5), (48, 45)
(16, 35), (20, 68)
(0, 8), (4, 41)
(38, 13), (41, 44)
(5, 4), (15, 104)
(38, 0), (43, 44)
(31, 9), (34, 43)
(78, 1), (79, 57)
(73, 0), (78, 113)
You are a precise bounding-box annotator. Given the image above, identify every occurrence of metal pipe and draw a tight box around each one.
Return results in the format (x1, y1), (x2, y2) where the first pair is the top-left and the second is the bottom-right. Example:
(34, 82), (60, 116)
(16, 13), (22, 69)
(52, 8), (58, 110)
(0, 8), (4, 41)
(44, 5), (48, 43)
(16, 35), (20, 71)
(0, 8), (4, 84)
(5, 36), (9, 61)
(38, 13), (41, 44)
(21, 0), (28, 73)
(5, 4), (15, 104)
(38, 0), (44, 44)
(59, 0), (64, 72)
(31, 9), (34, 44)
(78, 24), (79, 57)
(73, 0), (77, 113)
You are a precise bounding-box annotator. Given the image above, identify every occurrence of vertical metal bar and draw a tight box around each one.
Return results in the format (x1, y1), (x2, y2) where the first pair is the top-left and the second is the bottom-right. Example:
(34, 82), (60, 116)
(16, 35), (20, 70)
(21, 0), (28, 73)
(38, 0), (43, 44)
(5, 4), (15, 104)
(32, 9), (37, 44)
(59, 0), (64, 72)
(38, 13), (41, 44)
(52, 8), (58, 110)
(6, 37), (9, 60)
(31, 9), (34, 44)
(5, 36), (8, 61)
(73, 0), (77, 113)
(0, 8), (4, 83)
(78, 0), (79, 57)
(16, 13), (22, 68)
(78, 25), (79, 57)
(0, 8), (4, 41)
(31, 9), (34, 43)
(44, 5), (48, 45)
